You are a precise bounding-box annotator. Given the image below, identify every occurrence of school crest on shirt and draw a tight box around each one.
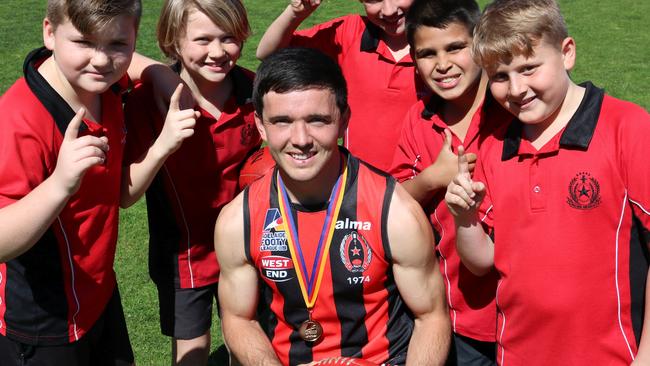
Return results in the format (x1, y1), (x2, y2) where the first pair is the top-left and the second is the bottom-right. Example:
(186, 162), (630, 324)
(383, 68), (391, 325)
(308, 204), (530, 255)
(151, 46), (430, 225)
(567, 172), (601, 210)
(260, 208), (288, 252)
(240, 122), (255, 146)
(339, 231), (372, 273)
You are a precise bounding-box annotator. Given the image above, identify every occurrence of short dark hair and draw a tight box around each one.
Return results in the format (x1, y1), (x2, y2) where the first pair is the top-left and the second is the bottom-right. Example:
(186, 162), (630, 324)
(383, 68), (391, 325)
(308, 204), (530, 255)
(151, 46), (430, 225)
(253, 47), (348, 117)
(406, 0), (480, 47)
(47, 0), (142, 34)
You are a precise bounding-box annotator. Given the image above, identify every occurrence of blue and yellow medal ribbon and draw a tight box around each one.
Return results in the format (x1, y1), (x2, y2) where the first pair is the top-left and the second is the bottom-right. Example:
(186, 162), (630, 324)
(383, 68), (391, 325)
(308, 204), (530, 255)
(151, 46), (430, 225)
(276, 157), (348, 309)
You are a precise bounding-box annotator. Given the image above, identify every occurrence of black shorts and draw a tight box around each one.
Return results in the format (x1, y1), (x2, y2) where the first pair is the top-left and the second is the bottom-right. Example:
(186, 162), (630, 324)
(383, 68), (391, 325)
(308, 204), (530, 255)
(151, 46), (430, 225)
(0, 287), (134, 366)
(157, 282), (219, 340)
(446, 333), (496, 366)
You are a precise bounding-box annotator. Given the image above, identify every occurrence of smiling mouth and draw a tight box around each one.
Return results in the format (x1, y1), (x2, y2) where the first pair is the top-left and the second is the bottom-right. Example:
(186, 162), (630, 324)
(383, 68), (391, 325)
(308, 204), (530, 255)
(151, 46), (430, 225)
(289, 151), (316, 161)
(515, 95), (537, 109)
(434, 75), (460, 88)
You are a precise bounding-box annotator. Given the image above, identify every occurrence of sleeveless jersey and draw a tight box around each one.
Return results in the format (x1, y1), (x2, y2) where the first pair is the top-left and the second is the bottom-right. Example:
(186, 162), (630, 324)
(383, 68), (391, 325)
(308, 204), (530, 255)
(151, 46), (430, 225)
(245, 153), (413, 365)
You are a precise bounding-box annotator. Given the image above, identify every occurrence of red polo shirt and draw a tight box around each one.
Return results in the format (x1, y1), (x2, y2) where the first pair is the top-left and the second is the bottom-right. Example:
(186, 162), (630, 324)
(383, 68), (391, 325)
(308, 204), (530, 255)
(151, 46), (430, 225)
(0, 47), (127, 345)
(390, 94), (510, 342)
(290, 14), (429, 172)
(475, 82), (650, 364)
(124, 65), (261, 289)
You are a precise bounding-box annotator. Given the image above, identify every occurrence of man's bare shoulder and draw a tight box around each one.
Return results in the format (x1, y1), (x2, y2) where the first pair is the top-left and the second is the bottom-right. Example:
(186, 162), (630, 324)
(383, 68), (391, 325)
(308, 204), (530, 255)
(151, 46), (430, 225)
(215, 190), (246, 264)
(388, 183), (435, 265)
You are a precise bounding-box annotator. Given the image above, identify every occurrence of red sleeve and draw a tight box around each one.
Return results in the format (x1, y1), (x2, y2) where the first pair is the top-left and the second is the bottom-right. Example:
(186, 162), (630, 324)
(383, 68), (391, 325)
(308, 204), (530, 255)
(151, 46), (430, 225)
(122, 82), (162, 165)
(615, 100), (650, 232)
(0, 83), (58, 208)
(389, 103), (425, 182)
(290, 15), (364, 62)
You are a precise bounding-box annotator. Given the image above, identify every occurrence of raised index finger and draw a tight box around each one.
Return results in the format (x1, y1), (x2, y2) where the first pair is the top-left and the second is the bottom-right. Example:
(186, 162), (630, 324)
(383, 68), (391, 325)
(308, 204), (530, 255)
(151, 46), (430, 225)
(64, 108), (86, 141)
(168, 83), (184, 113)
(457, 145), (470, 176)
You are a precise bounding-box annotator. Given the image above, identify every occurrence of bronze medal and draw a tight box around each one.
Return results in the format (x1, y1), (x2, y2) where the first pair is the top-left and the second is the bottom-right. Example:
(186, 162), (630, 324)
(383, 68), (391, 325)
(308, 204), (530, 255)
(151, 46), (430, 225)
(298, 318), (323, 343)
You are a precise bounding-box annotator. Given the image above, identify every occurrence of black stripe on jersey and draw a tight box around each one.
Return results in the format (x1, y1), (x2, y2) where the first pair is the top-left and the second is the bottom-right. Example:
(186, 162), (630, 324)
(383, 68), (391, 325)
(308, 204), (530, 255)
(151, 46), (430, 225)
(146, 174), (182, 287)
(629, 212), (650, 345)
(5, 229), (69, 345)
(331, 158), (370, 358)
(243, 188), (252, 263)
(381, 177), (396, 262)
(379, 177), (413, 360)
(268, 175), (314, 365)
(384, 268), (414, 363)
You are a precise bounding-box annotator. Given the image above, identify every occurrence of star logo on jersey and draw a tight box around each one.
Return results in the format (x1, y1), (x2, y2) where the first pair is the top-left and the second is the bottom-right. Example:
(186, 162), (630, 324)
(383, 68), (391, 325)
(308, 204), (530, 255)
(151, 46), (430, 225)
(567, 172), (601, 210)
(339, 231), (372, 273)
(260, 208), (288, 252)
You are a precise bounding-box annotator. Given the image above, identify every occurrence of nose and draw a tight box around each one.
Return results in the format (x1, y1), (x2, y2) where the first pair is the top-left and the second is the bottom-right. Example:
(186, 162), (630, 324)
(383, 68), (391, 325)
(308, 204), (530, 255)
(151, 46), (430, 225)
(380, 0), (398, 17)
(508, 74), (527, 99)
(90, 48), (110, 68)
(290, 121), (313, 148)
(435, 53), (452, 73)
(208, 41), (226, 59)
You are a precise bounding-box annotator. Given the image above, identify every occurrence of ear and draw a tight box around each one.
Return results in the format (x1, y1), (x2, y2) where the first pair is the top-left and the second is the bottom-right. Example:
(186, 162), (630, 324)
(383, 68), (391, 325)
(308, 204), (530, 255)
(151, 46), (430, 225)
(560, 37), (577, 72)
(43, 18), (56, 51)
(254, 112), (268, 143)
(338, 107), (350, 139)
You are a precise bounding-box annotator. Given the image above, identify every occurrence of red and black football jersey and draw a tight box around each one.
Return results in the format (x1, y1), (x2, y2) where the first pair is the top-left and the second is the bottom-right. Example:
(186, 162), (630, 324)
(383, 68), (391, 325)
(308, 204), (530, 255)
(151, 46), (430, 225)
(245, 151), (412, 365)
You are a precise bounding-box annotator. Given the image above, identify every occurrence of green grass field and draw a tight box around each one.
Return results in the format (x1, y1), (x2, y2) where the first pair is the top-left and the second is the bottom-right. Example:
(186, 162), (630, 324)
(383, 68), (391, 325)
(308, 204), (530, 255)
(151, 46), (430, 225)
(0, 0), (648, 364)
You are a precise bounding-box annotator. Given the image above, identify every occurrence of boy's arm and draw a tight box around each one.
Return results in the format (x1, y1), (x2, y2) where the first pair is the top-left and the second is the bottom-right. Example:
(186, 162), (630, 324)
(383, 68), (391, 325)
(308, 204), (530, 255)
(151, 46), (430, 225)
(256, 0), (322, 60)
(400, 129), (477, 205)
(388, 184), (451, 365)
(633, 272), (650, 364)
(120, 85), (198, 208)
(445, 146), (494, 276)
(128, 52), (194, 112)
(0, 109), (108, 261)
(215, 194), (283, 366)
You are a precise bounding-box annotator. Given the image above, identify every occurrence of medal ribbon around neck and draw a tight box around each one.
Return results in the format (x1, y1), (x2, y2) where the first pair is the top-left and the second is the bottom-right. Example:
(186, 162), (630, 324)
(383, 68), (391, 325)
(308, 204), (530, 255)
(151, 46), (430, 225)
(276, 157), (348, 310)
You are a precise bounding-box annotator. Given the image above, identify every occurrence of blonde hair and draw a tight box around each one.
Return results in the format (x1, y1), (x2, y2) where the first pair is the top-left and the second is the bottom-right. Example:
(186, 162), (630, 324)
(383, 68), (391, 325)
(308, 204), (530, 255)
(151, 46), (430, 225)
(157, 0), (250, 61)
(47, 0), (141, 34)
(472, 0), (568, 70)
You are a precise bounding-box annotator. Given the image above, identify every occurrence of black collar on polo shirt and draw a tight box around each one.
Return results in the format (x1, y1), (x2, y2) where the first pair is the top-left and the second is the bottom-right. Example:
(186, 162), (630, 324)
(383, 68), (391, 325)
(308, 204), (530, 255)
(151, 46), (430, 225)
(501, 81), (605, 161)
(171, 62), (253, 105)
(360, 18), (382, 52)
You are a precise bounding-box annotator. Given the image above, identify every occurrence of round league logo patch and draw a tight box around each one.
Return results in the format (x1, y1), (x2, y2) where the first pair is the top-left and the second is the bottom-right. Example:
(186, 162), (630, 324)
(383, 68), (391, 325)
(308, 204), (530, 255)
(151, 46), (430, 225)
(339, 231), (372, 273)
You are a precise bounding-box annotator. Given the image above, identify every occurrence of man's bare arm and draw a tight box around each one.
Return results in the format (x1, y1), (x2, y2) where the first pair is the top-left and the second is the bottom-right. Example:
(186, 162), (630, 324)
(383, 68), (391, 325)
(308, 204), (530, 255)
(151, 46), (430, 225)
(388, 184), (451, 366)
(215, 194), (283, 366)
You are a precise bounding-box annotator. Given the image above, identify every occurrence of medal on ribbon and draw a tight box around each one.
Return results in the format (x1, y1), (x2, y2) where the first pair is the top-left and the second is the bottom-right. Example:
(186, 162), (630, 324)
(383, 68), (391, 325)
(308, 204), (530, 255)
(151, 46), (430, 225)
(276, 156), (348, 343)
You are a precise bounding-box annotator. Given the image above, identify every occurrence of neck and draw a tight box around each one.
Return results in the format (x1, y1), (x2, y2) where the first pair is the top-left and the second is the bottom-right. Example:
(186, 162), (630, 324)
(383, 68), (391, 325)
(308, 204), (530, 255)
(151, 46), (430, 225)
(180, 68), (232, 113)
(382, 33), (410, 61)
(280, 152), (343, 207)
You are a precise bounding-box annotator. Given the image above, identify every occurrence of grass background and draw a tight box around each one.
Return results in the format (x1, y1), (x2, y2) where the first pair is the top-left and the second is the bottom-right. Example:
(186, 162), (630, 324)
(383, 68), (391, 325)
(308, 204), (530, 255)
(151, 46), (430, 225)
(0, 0), (647, 364)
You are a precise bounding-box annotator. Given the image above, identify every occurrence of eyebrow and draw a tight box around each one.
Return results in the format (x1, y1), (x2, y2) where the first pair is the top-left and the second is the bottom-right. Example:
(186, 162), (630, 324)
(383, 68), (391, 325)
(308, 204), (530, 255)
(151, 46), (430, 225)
(266, 114), (334, 123)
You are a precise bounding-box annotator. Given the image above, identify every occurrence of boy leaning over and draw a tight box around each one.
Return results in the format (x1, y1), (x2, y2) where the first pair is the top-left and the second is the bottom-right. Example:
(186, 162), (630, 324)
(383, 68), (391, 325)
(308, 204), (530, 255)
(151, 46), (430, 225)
(446, 0), (650, 364)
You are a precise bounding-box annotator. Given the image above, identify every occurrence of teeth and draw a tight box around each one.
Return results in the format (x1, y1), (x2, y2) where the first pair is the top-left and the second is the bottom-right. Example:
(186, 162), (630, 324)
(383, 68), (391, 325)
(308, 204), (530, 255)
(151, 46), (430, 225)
(290, 153), (311, 160)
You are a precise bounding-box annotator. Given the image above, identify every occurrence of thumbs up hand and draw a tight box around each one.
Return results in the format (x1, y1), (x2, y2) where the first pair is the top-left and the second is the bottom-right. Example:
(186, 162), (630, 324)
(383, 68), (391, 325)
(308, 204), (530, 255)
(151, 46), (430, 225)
(51, 108), (109, 195)
(445, 145), (486, 220)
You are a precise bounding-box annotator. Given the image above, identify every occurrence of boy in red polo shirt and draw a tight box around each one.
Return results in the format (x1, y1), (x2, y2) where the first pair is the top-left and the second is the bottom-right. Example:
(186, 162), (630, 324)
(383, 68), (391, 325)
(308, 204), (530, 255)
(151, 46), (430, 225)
(0, 0), (150, 364)
(256, 0), (428, 172)
(121, 0), (261, 365)
(446, 0), (650, 364)
(389, 0), (510, 364)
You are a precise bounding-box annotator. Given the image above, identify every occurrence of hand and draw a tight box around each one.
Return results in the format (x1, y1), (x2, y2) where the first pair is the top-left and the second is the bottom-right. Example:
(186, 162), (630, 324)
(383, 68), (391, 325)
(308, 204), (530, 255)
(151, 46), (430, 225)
(152, 84), (199, 158)
(148, 64), (195, 115)
(445, 145), (485, 220)
(424, 129), (477, 187)
(51, 108), (109, 195)
(289, 0), (321, 18)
